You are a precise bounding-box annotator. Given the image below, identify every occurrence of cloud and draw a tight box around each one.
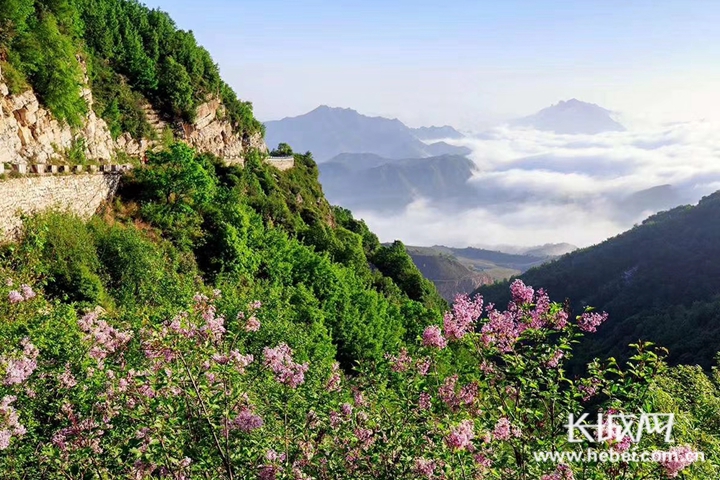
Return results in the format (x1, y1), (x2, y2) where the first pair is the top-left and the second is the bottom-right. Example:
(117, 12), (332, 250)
(351, 120), (720, 248)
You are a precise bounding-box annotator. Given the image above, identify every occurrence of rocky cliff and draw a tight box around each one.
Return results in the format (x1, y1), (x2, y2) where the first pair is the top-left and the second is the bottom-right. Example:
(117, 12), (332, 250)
(0, 64), (266, 167)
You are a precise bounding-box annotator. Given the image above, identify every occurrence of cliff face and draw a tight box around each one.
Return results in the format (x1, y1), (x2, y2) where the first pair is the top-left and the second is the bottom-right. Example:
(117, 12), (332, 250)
(0, 65), (266, 166)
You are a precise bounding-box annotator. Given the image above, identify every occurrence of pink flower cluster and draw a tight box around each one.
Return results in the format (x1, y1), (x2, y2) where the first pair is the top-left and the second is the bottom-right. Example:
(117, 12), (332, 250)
(656, 445), (699, 477)
(444, 293), (484, 341)
(0, 395), (26, 450)
(263, 343), (309, 388)
(230, 408), (264, 433)
(578, 311), (609, 333)
(421, 325), (447, 349)
(438, 375), (478, 412)
(413, 457), (437, 478)
(541, 464), (575, 480)
(493, 417), (522, 441)
(510, 279), (535, 305)
(326, 362), (342, 392)
(237, 300), (262, 332)
(445, 419), (475, 450)
(2, 338), (38, 386)
(545, 350), (565, 368)
(7, 284), (36, 304)
(578, 378), (602, 402)
(386, 348), (412, 372)
(78, 312), (132, 363)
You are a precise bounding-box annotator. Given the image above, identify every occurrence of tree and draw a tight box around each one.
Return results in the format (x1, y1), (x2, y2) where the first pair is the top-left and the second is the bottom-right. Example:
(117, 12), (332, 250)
(271, 143), (294, 157)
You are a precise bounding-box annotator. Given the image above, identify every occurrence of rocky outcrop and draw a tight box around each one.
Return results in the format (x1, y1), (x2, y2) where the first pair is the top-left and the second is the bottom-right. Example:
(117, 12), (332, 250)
(181, 98), (267, 165)
(0, 172), (121, 239)
(0, 78), (116, 165)
(0, 64), (268, 167)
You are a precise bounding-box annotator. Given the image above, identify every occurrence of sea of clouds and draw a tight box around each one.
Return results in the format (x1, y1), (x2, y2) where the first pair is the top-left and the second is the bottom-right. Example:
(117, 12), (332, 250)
(354, 119), (720, 249)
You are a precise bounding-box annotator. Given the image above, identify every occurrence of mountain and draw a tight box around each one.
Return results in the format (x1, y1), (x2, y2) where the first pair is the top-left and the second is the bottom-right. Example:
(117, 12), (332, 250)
(510, 99), (625, 134)
(483, 243), (578, 257)
(405, 246), (490, 302)
(616, 184), (688, 221)
(319, 153), (478, 212)
(406, 245), (556, 301)
(476, 192), (720, 368)
(410, 125), (465, 140)
(264, 106), (469, 162)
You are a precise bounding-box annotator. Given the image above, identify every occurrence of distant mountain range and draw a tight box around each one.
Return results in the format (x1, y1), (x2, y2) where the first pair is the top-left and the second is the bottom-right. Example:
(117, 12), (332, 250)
(510, 99), (625, 134)
(406, 245), (562, 301)
(264, 106), (470, 162)
(319, 153), (477, 212)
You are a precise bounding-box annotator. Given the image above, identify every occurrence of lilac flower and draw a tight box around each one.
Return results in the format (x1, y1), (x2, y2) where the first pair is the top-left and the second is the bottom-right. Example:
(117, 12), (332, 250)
(20, 285), (36, 300)
(422, 325), (447, 349)
(386, 348), (412, 372)
(541, 464), (575, 480)
(416, 356), (431, 376)
(326, 362), (341, 392)
(3, 339), (39, 386)
(231, 408), (264, 433)
(413, 457), (437, 478)
(475, 454), (493, 470)
(59, 364), (77, 389)
(444, 294), (483, 341)
(445, 420), (475, 450)
(510, 279), (534, 305)
(493, 417), (521, 441)
(0, 396), (25, 450)
(656, 445), (699, 477)
(481, 310), (520, 352)
(418, 393), (432, 411)
(245, 316), (261, 332)
(545, 350), (564, 368)
(263, 343), (309, 388)
(7, 291), (23, 304)
(578, 311), (608, 333)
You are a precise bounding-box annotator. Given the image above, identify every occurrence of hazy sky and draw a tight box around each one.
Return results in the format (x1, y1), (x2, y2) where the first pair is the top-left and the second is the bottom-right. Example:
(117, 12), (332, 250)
(148, 0), (719, 130)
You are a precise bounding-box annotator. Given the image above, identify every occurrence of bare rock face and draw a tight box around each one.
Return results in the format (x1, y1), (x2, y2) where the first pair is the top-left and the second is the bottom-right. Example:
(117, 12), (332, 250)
(0, 65), (116, 166)
(0, 64), (267, 167)
(180, 98), (267, 165)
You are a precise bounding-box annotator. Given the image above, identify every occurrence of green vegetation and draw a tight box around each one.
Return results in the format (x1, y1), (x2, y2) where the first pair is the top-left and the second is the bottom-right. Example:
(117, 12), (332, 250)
(477, 193), (720, 368)
(0, 0), (263, 137)
(270, 142), (293, 157)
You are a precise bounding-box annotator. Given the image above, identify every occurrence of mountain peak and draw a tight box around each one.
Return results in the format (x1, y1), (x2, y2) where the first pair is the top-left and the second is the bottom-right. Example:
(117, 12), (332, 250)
(511, 99), (624, 135)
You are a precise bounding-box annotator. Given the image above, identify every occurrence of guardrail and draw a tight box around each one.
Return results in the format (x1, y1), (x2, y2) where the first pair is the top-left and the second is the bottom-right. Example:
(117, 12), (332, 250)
(0, 163), (134, 176)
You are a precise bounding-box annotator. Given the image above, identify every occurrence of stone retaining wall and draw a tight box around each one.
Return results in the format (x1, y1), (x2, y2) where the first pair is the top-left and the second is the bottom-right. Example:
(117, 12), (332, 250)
(0, 171), (123, 240)
(265, 156), (295, 171)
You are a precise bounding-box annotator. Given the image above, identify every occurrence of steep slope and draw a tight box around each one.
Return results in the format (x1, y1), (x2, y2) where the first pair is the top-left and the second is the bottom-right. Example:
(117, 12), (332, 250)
(511, 99), (625, 134)
(264, 106), (468, 162)
(405, 246), (490, 301)
(476, 192), (720, 367)
(319, 154), (478, 212)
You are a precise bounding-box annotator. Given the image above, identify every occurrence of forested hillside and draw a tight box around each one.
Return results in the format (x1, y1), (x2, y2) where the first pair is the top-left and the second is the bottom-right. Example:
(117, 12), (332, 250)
(477, 193), (720, 367)
(0, 0), (263, 138)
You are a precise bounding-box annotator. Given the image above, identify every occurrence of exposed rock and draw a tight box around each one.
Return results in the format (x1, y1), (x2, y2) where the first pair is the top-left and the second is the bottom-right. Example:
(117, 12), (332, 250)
(0, 63), (268, 167)
(180, 98), (267, 165)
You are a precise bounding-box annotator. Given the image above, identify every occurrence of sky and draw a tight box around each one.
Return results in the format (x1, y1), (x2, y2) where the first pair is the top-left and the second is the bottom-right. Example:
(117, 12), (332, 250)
(148, 0), (720, 130)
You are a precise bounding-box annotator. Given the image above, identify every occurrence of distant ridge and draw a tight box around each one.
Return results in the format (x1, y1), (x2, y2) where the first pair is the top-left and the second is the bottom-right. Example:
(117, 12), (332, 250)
(511, 99), (625, 134)
(411, 125), (465, 140)
(264, 106), (468, 162)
